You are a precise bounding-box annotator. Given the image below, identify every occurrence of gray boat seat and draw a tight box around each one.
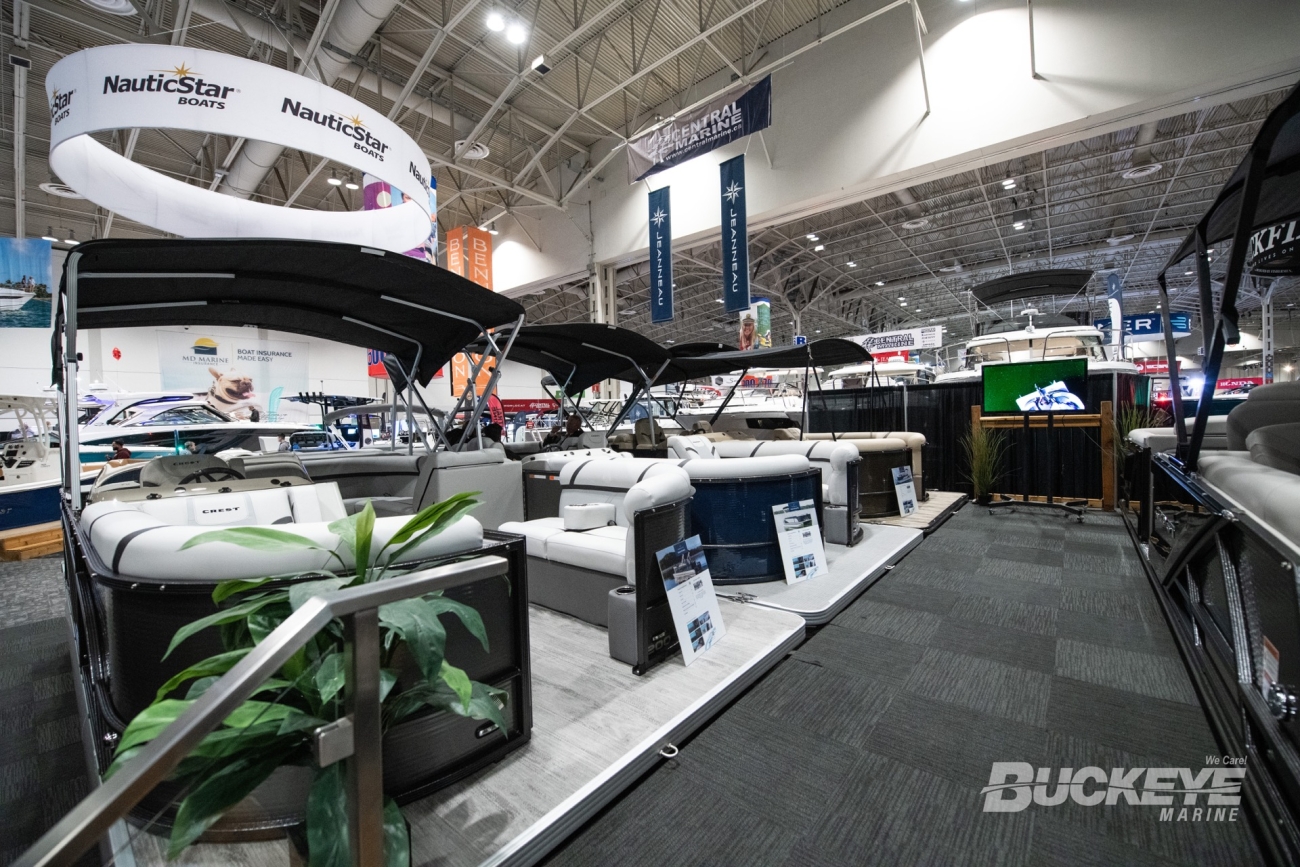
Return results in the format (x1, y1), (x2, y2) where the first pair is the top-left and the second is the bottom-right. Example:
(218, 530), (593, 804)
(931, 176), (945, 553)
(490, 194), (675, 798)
(1226, 382), (1300, 450)
(1247, 423), (1300, 476)
(227, 451), (311, 481)
(1129, 416), (1229, 453)
(301, 451), (425, 500)
(139, 454), (230, 487)
(355, 446), (523, 530)
(1198, 452), (1300, 545)
(706, 438), (863, 508)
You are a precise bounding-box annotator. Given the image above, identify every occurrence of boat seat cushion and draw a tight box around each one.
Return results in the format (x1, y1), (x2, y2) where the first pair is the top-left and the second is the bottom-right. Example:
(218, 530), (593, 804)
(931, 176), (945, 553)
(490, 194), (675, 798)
(498, 517), (565, 557)
(301, 452), (424, 499)
(545, 525), (628, 576)
(521, 448), (629, 474)
(79, 494), (482, 581)
(227, 452), (310, 482)
(679, 454), (809, 480)
(139, 454), (230, 487)
(711, 440), (860, 507)
(1128, 417), (1229, 453)
(1226, 384), (1300, 450)
(667, 435), (719, 460)
(1247, 423), (1300, 476)
(408, 446), (522, 531)
(1198, 453), (1300, 545)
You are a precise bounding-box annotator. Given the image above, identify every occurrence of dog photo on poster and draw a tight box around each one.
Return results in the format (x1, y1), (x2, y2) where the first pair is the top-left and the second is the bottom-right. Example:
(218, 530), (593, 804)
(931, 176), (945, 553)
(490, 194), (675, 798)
(157, 330), (309, 421)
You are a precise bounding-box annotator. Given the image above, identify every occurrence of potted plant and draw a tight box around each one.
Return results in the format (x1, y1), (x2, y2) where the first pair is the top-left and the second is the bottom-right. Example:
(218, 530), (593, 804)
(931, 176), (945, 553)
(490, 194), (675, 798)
(961, 424), (1009, 506)
(107, 493), (506, 866)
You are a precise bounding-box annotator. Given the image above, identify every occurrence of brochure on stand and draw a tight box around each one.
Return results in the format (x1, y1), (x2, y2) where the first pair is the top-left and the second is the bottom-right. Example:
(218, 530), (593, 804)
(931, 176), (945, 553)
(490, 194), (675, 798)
(771, 499), (828, 584)
(892, 466), (918, 516)
(655, 535), (727, 665)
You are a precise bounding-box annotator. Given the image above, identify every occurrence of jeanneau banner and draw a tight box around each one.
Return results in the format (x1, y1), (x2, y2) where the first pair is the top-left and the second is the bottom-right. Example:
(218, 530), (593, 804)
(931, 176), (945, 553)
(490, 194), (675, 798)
(649, 186), (673, 323)
(720, 155), (750, 314)
(627, 76), (772, 182)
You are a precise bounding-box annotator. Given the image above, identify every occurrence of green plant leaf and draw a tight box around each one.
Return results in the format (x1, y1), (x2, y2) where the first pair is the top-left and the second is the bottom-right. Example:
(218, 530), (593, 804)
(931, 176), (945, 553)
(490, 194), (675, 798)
(290, 576), (351, 611)
(384, 797), (410, 867)
(307, 763), (350, 867)
(115, 699), (193, 754)
(165, 595), (287, 659)
(379, 668), (398, 703)
(378, 598), (446, 683)
(425, 594), (490, 653)
(329, 502), (376, 581)
(385, 680), (507, 733)
(154, 648), (251, 702)
(212, 576), (277, 604)
(278, 708), (329, 736)
(171, 721), (290, 779)
(183, 676), (291, 703)
(377, 493), (479, 570)
(247, 608), (290, 646)
(439, 660), (472, 709)
(314, 652), (345, 704)
(222, 700), (297, 729)
(167, 746), (284, 857)
(180, 526), (327, 552)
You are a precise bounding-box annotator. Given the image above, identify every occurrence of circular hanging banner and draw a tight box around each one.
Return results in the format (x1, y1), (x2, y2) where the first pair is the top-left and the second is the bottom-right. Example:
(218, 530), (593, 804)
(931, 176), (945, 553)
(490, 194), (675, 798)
(46, 45), (435, 253)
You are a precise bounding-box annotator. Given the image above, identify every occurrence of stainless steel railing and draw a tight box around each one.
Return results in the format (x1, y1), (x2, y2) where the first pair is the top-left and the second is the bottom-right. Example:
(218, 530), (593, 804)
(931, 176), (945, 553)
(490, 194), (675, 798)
(15, 554), (510, 867)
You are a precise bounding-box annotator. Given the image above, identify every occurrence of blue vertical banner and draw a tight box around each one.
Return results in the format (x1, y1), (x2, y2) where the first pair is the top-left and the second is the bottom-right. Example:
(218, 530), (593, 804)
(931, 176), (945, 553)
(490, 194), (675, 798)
(720, 154), (750, 314)
(649, 185), (673, 323)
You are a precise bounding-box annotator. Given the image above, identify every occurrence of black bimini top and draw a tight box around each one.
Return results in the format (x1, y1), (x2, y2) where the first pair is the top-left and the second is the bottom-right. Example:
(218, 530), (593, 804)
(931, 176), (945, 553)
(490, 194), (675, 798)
(1162, 80), (1300, 277)
(648, 338), (872, 386)
(970, 269), (1094, 305)
(474, 324), (673, 396)
(53, 239), (525, 386)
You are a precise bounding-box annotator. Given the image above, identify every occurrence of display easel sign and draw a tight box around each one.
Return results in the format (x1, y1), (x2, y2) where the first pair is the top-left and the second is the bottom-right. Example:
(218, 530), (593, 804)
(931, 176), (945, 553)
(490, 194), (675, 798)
(892, 466), (919, 516)
(771, 500), (828, 584)
(655, 535), (727, 665)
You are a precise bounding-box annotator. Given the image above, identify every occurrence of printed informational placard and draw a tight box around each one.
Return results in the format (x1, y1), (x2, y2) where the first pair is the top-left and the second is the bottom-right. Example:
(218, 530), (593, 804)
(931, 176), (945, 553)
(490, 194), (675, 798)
(852, 326), (942, 354)
(771, 499), (828, 584)
(892, 466), (918, 516)
(158, 330), (308, 420)
(656, 535), (727, 665)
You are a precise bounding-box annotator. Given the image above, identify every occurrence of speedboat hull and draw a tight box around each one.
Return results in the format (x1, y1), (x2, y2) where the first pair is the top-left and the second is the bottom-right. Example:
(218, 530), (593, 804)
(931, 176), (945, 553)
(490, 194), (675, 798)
(0, 479), (61, 532)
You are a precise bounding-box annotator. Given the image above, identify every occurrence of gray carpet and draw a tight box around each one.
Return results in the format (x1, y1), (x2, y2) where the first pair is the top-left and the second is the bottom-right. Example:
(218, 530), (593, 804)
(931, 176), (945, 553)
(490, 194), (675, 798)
(543, 506), (1264, 867)
(0, 555), (94, 865)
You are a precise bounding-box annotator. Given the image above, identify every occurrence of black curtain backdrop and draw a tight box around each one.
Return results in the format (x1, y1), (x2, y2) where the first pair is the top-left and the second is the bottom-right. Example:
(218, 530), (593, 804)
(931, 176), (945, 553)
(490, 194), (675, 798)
(808, 374), (1139, 500)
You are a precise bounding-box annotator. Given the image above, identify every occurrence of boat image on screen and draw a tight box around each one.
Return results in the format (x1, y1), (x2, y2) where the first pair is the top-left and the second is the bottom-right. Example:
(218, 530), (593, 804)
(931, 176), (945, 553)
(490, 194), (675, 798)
(981, 358), (1089, 414)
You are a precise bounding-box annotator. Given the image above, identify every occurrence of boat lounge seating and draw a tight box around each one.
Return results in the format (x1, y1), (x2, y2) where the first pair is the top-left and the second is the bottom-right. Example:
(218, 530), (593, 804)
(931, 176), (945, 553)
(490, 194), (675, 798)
(78, 481), (484, 581)
(1198, 424), (1300, 545)
(804, 431), (926, 498)
(520, 447), (630, 520)
(1128, 417), (1230, 453)
(500, 458), (692, 628)
(1226, 382), (1300, 450)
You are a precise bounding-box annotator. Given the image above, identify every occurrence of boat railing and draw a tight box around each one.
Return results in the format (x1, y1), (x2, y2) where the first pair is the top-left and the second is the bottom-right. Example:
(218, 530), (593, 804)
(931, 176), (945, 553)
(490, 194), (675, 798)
(14, 554), (510, 867)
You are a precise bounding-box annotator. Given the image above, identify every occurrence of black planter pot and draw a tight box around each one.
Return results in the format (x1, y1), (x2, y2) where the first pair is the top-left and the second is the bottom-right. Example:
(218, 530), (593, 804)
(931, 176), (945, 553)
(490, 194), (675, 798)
(976, 493), (993, 506)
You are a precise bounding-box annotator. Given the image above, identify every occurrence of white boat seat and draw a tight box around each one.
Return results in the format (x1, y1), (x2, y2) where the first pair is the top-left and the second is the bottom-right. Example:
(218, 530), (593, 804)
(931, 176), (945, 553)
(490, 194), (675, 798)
(669, 435), (718, 459)
(1247, 423), (1300, 476)
(1128, 417), (1229, 453)
(139, 454), (231, 487)
(521, 447), (630, 474)
(500, 458), (691, 581)
(707, 439), (860, 507)
(1226, 382), (1300, 450)
(1198, 452), (1300, 546)
(634, 418), (665, 448)
(79, 482), (483, 581)
(805, 431), (925, 485)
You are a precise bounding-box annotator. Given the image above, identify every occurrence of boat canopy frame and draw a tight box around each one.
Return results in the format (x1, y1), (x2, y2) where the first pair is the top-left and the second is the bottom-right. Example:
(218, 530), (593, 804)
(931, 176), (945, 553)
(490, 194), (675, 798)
(1155, 79), (1300, 468)
(52, 238), (526, 500)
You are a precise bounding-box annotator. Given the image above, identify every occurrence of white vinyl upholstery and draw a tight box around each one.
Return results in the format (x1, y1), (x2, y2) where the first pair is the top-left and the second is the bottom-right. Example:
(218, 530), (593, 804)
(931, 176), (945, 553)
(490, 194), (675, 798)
(521, 447), (630, 474)
(1226, 383), (1300, 450)
(563, 502), (617, 530)
(1198, 452), (1300, 545)
(1247, 423), (1300, 476)
(139, 454), (231, 487)
(1129, 417), (1228, 453)
(680, 454), (809, 480)
(667, 435), (720, 460)
(710, 439), (859, 507)
(500, 458), (691, 582)
(805, 431), (924, 483)
(79, 483), (482, 581)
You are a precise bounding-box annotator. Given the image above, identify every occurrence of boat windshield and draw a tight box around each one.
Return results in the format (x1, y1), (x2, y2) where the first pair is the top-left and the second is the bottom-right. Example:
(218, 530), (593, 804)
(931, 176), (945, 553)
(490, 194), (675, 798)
(133, 406), (232, 426)
(967, 333), (1109, 366)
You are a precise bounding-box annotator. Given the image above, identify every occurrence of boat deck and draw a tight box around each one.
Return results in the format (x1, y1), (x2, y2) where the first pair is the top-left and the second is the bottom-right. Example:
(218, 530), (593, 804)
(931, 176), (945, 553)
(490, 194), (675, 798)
(0, 505), (1271, 865)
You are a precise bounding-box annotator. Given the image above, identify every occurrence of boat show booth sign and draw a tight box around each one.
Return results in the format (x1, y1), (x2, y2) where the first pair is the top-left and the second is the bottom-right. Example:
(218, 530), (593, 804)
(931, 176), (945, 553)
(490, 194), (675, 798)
(45, 46), (434, 253)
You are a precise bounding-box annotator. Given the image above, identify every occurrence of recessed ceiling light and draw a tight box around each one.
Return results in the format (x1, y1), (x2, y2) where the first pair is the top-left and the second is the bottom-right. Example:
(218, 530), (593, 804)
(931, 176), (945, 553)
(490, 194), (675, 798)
(506, 23), (527, 43)
(814, 244), (825, 251)
(901, 218), (929, 230)
(486, 11), (505, 30)
(1122, 163), (1163, 180)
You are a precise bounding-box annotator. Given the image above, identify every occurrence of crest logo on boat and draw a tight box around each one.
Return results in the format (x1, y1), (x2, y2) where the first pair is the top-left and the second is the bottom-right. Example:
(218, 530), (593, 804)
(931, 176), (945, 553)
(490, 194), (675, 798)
(982, 761), (1245, 821)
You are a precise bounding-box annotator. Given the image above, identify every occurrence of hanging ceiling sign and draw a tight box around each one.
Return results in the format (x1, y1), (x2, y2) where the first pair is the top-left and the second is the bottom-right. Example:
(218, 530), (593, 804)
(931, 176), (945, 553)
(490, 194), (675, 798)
(719, 154), (750, 314)
(45, 45), (433, 254)
(851, 326), (942, 354)
(1095, 312), (1192, 342)
(626, 76), (772, 182)
(649, 186), (673, 323)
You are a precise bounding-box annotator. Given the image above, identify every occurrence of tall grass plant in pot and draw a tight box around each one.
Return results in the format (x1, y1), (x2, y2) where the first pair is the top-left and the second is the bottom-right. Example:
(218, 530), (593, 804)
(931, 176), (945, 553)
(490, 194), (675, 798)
(961, 425), (1010, 505)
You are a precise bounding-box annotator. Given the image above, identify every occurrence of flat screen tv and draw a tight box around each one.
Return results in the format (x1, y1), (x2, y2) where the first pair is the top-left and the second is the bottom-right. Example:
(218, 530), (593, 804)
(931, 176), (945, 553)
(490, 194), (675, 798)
(982, 358), (1088, 413)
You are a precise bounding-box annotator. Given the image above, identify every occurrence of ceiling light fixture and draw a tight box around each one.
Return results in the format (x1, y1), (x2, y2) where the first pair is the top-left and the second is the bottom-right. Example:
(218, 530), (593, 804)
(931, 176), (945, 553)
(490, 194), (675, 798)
(344, 176), (360, 190)
(1001, 176), (1016, 189)
(876, 280), (885, 286)
(486, 11), (505, 30)
(39, 180), (84, 199)
(1122, 163), (1163, 180)
(327, 172), (342, 186)
(64, 230), (77, 245)
(901, 218), (929, 230)
(847, 261), (857, 267)
(41, 227), (57, 242)
(715, 299), (724, 304)
(506, 23), (527, 44)
(806, 233), (819, 241)
(814, 244), (825, 252)
(530, 55), (550, 74)
(1011, 206), (1030, 230)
